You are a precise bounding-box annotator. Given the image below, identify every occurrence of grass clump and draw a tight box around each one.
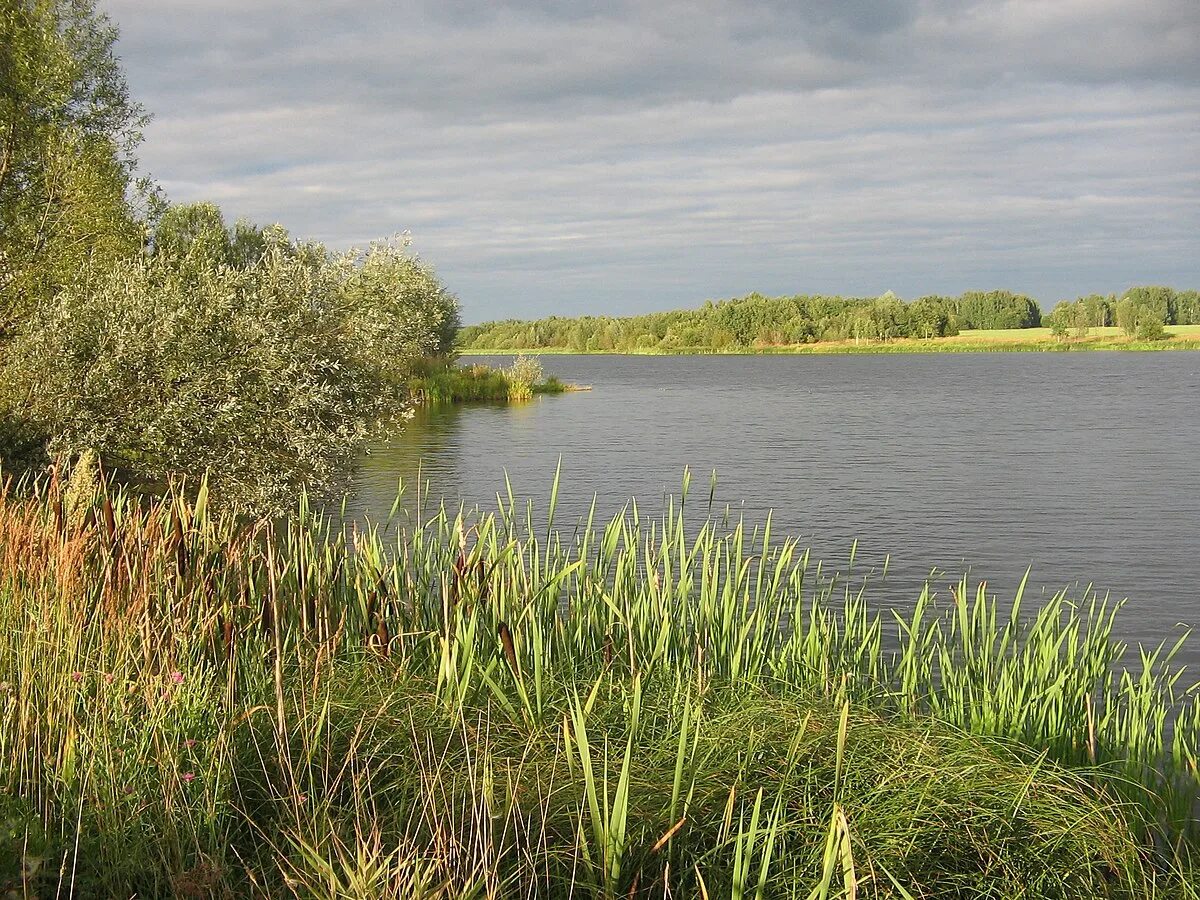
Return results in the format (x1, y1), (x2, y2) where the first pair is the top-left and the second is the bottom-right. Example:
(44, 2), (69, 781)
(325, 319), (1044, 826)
(408, 356), (573, 405)
(0, 471), (1198, 896)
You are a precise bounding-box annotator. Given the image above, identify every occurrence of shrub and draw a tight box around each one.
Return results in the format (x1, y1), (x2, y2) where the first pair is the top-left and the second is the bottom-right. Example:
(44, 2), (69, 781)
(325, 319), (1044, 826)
(1136, 317), (1166, 341)
(506, 354), (544, 401)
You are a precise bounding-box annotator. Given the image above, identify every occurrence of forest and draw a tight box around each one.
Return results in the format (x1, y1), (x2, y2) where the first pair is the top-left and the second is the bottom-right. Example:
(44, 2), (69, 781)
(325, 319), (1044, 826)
(460, 286), (1200, 351)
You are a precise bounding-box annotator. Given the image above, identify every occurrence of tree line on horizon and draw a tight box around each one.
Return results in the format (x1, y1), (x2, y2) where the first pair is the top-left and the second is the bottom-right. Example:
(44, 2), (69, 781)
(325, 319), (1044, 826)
(459, 286), (1200, 351)
(1043, 286), (1200, 341)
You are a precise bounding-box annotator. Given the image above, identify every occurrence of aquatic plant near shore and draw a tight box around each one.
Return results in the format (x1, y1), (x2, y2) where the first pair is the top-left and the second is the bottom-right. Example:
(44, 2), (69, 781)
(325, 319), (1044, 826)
(407, 356), (572, 404)
(0, 470), (1198, 895)
(505, 353), (544, 400)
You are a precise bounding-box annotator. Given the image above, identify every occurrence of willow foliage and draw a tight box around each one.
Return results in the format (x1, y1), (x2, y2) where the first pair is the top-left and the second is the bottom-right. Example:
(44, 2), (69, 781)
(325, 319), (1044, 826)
(2, 228), (459, 512)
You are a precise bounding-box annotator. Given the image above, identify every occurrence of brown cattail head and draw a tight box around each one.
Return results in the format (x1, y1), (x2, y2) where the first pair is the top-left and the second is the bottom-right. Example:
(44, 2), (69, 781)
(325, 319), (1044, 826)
(102, 494), (116, 544)
(260, 593), (273, 639)
(170, 507), (188, 577)
(222, 617), (235, 658)
(498, 621), (518, 673)
(376, 616), (390, 658)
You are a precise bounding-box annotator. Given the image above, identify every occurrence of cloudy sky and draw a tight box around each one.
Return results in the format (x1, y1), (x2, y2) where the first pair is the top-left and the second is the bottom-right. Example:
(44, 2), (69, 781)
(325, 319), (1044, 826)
(105, 0), (1199, 322)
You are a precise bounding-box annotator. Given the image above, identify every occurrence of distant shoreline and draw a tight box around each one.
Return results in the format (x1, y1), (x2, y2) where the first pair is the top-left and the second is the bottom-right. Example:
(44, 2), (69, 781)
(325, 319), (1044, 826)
(461, 325), (1200, 356)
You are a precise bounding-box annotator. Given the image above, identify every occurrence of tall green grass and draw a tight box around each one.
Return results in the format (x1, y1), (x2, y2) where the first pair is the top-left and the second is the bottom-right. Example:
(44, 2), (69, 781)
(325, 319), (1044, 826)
(407, 358), (569, 404)
(0, 467), (1197, 896)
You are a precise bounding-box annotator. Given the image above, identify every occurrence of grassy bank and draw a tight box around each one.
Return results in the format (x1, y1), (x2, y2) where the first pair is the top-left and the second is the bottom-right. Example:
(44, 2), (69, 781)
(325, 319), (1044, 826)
(2, 470), (1199, 896)
(462, 324), (1200, 356)
(408, 357), (576, 404)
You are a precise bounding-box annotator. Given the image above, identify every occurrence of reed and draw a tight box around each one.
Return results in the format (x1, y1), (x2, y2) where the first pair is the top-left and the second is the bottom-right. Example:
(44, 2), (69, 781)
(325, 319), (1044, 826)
(406, 358), (570, 405)
(0, 469), (1197, 896)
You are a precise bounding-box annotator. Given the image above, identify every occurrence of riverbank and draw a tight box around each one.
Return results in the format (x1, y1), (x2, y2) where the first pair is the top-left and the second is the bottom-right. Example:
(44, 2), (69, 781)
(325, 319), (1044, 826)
(462, 324), (1200, 356)
(2, 472), (1198, 897)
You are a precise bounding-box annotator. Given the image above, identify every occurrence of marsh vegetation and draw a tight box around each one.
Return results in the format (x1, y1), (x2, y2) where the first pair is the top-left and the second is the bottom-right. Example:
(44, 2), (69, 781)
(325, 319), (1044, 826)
(2, 470), (1200, 897)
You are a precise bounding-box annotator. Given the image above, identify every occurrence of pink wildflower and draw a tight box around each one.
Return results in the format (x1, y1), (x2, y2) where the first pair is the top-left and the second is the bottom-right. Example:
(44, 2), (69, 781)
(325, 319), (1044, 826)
(184, 739), (197, 749)
(71, 671), (83, 683)
(104, 673), (115, 685)
(182, 771), (195, 783)
(169, 671), (184, 685)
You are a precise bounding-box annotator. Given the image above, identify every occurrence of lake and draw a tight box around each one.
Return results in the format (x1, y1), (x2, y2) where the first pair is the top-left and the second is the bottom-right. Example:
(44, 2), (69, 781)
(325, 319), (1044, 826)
(351, 352), (1200, 664)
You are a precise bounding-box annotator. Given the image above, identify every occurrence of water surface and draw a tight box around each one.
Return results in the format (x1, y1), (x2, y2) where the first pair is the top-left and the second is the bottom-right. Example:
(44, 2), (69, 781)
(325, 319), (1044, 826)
(351, 353), (1200, 663)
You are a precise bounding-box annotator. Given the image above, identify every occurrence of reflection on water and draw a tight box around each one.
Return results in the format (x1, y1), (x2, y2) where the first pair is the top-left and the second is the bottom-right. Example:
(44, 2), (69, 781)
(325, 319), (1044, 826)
(349, 352), (1200, 668)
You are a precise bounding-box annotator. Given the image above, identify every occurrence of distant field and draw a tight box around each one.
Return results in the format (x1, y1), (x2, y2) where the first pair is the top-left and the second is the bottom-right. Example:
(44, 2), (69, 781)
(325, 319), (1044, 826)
(462, 324), (1200, 355)
(955, 324), (1200, 342)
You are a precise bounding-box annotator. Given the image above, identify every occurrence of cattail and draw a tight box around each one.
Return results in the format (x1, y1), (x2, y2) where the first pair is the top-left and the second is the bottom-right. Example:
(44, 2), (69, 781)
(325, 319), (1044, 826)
(375, 615), (389, 657)
(102, 494), (116, 545)
(52, 497), (65, 538)
(222, 616), (235, 658)
(602, 632), (614, 667)
(498, 621), (518, 673)
(170, 507), (188, 577)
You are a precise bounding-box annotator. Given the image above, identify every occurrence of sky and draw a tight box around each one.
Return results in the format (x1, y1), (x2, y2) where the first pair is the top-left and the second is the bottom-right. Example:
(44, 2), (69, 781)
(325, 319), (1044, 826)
(104, 0), (1200, 322)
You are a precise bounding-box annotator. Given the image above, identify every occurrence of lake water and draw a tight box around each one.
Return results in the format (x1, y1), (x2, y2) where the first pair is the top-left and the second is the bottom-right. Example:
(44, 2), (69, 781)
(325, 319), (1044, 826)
(351, 352), (1200, 664)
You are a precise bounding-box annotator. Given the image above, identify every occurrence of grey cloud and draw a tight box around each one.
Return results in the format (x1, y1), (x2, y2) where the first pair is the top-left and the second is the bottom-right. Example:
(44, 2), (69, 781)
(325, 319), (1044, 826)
(101, 0), (1200, 320)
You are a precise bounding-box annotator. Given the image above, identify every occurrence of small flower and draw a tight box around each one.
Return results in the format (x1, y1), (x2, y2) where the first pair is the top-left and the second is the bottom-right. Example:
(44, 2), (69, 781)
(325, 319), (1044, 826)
(71, 671), (83, 683)
(297, 793), (308, 803)
(182, 771), (195, 783)
(169, 671), (184, 685)
(104, 673), (115, 685)
(184, 739), (197, 749)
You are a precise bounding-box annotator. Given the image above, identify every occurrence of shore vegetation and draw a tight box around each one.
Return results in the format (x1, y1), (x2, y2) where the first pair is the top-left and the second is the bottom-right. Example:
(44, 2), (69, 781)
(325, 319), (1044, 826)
(407, 355), (574, 404)
(2, 469), (1199, 897)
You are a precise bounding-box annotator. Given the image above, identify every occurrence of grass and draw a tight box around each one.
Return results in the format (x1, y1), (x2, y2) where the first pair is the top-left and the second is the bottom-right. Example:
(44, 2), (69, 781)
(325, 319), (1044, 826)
(1, 465), (1199, 896)
(407, 358), (577, 404)
(462, 324), (1200, 356)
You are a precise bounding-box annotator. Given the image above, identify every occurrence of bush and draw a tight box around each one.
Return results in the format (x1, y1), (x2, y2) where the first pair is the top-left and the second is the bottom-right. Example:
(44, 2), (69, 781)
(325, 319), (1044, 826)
(506, 354), (544, 401)
(1136, 317), (1166, 341)
(0, 230), (459, 512)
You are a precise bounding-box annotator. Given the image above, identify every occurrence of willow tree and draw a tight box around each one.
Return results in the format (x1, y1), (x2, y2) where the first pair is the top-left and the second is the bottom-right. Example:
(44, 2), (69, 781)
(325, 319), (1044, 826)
(0, 0), (149, 335)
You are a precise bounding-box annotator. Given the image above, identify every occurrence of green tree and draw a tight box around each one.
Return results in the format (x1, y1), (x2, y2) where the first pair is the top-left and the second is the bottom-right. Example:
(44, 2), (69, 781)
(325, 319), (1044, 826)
(337, 237), (460, 375)
(150, 201), (238, 274)
(907, 296), (955, 339)
(1046, 301), (1072, 339)
(1176, 290), (1200, 325)
(1136, 318), (1166, 341)
(1123, 286), (1176, 326)
(1080, 294), (1111, 328)
(2, 234), (460, 510)
(0, 0), (148, 334)
(954, 290), (1041, 330)
(1115, 298), (1137, 337)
